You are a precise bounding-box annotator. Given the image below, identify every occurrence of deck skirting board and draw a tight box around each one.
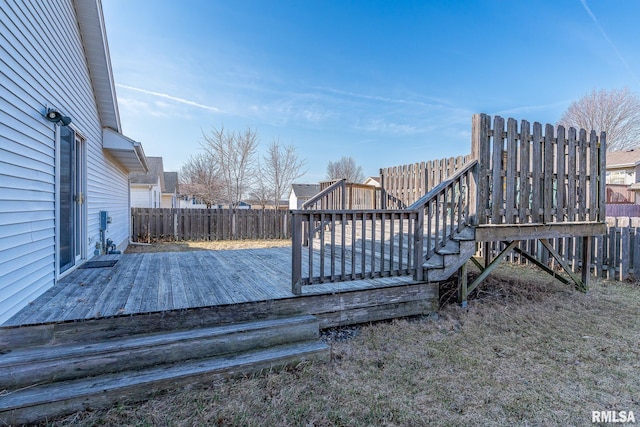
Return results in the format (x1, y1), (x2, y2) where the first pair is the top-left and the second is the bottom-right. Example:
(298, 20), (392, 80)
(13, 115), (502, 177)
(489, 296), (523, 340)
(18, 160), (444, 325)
(0, 281), (438, 350)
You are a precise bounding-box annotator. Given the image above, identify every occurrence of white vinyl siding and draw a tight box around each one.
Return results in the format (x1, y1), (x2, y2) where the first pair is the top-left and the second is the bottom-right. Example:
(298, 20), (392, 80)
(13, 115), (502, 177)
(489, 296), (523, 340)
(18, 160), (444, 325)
(161, 193), (176, 209)
(130, 183), (161, 208)
(0, 0), (132, 323)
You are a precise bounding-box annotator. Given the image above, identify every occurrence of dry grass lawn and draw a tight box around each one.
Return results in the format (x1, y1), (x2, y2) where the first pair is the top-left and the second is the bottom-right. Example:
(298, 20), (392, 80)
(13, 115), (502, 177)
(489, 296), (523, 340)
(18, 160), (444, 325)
(53, 246), (640, 426)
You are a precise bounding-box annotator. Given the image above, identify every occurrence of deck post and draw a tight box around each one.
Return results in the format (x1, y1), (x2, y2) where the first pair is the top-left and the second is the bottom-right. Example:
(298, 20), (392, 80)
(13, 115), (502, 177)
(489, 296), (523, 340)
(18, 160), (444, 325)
(413, 209), (424, 281)
(581, 236), (592, 290)
(470, 114), (490, 225)
(457, 262), (468, 307)
(598, 132), (606, 221)
(291, 211), (303, 294)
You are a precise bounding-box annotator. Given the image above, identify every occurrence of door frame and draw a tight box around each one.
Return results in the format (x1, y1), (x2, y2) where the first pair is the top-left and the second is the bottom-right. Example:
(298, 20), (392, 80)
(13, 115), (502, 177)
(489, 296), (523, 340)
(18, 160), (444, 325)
(55, 125), (87, 279)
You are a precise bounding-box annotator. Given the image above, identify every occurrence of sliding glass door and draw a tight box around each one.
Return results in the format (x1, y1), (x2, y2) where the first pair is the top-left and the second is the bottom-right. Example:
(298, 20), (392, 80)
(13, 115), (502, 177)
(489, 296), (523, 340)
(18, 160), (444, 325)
(59, 127), (84, 273)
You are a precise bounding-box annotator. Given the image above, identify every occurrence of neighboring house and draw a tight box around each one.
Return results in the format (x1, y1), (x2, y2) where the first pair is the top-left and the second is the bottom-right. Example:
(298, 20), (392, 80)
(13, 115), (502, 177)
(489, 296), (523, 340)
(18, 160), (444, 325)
(177, 183), (209, 209)
(289, 184), (321, 209)
(162, 172), (179, 208)
(0, 1), (148, 323)
(363, 176), (381, 187)
(245, 199), (289, 210)
(130, 157), (164, 208)
(606, 149), (640, 204)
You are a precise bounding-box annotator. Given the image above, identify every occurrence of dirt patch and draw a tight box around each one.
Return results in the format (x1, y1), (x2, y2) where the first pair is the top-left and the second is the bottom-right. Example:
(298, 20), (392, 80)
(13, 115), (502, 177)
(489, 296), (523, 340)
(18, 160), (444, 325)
(125, 239), (291, 253)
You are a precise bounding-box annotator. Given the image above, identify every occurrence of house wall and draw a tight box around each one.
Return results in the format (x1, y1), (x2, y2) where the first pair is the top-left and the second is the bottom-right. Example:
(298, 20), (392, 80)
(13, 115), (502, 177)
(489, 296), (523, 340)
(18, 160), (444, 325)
(289, 195), (310, 210)
(179, 198), (208, 209)
(161, 193), (176, 208)
(130, 183), (161, 208)
(289, 193), (302, 209)
(0, 0), (131, 323)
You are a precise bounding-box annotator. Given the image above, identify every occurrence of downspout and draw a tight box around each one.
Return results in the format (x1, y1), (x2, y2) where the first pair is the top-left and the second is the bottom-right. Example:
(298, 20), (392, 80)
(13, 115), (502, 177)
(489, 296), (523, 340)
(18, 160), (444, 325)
(128, 176), (133, 247)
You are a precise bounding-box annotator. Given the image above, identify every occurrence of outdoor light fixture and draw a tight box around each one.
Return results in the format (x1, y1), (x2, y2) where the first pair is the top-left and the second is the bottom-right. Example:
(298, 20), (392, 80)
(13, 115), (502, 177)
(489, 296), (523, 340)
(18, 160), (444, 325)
(44, 108), (72, 126)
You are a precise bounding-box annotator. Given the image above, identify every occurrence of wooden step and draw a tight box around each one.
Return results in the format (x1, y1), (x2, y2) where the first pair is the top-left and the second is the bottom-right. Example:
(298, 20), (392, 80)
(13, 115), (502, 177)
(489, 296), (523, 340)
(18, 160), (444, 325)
(0, 340), (329, 426)
(426, 240), (476, 282)
(423, 253), (444, 269)
(436, 240), (461, 255)
(0, 315), (320, 390)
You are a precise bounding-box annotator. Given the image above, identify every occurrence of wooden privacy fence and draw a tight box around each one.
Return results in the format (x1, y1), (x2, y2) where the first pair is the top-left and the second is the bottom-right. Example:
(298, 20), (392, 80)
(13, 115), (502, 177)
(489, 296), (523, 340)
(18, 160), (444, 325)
(380, 155), (472, 208)
(131, 208), (290, 241)
(472, 113), (606, 225)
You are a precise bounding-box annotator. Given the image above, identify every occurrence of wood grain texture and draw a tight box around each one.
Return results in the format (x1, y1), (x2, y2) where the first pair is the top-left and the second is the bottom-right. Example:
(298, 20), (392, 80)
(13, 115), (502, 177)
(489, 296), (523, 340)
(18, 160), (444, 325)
(2, 249), (438, 343)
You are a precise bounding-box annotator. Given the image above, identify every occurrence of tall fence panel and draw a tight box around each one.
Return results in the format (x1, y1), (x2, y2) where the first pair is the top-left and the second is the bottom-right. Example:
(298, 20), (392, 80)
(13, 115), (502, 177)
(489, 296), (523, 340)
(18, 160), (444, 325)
(131, 208), (291, 242)
(472, 113), (606, 225)
(380, 155), (472, 208)
(315, 180), (381, 210)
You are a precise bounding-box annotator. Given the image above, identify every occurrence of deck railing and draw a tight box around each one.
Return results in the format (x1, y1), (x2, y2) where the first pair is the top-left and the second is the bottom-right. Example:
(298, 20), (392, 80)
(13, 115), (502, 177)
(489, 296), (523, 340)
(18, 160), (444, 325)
(292, 114), (607, 293)
(302, 179), (347, 210)
(408, 160), (477, 261)
(304, 179), (382, 210)
(291, 209), (421, 294)
(291, 163), (477, 293)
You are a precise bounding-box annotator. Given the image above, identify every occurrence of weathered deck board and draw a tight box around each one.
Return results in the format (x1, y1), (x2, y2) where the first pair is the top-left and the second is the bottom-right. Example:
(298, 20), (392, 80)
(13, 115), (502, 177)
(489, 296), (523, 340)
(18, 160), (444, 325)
(198, 252), (245, 305)
(94, 252), (143, 317)
(0, 249), (278, 325)
(3, 246), (438, 328)
(167, 254), (190, 308)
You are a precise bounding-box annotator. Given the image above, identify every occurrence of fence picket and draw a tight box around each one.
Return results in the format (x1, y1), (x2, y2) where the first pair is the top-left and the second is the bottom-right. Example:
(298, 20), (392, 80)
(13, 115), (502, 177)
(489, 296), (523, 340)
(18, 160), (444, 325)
(131, 208), (291, 241)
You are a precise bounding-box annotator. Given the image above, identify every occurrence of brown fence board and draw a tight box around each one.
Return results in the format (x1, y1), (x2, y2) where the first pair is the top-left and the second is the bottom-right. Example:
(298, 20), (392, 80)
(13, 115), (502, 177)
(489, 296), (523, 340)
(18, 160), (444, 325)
(132, 208), (291, 242)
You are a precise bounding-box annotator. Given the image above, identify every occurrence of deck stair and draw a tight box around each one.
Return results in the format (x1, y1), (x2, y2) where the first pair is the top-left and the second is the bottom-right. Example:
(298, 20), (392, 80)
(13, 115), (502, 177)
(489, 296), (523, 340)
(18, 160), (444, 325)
(0, 314), (328, 425)
(422, 226), (476, 282)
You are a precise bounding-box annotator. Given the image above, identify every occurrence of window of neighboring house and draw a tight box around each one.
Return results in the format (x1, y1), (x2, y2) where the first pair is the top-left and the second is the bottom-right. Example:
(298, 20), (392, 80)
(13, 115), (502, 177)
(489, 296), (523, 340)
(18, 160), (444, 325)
(153, 190), (157, 208)
(607, 169), (632, 185)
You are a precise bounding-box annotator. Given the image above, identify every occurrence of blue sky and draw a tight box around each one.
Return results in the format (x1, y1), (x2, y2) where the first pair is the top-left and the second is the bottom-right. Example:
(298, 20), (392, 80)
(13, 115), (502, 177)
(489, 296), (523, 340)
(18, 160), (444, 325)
(102, 0), (640, 182)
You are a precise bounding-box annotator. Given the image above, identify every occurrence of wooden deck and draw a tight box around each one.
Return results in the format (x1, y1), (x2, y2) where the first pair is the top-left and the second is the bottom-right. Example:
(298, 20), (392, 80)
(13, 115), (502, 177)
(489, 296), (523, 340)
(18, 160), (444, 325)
(3, 247), (432, 327)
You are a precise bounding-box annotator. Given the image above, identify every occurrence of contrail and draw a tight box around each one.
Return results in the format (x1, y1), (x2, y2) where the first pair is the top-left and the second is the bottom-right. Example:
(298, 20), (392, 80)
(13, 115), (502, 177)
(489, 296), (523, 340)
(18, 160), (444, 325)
(580, 0), (640, 87)
(116, 84), (223, 113)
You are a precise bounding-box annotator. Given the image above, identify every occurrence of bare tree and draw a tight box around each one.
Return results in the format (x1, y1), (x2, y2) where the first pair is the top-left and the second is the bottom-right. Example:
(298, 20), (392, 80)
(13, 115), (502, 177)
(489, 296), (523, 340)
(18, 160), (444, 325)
(248, 159), (274, 209)
(260, 139), (306, 208)
(178, 152), (222, 207)
(558, 88), (640, 151)
(201, 126), (259, 208)
(326, 156), (365, 183)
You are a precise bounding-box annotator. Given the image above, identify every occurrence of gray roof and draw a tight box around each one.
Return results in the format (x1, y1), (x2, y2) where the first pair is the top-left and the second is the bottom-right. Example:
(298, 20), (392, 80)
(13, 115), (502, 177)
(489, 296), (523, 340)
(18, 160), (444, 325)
(606, 149), (640, 168)
(130, 156), (164, 185)
(163, 172), (178, 193)
(291, 184), (320, 199)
